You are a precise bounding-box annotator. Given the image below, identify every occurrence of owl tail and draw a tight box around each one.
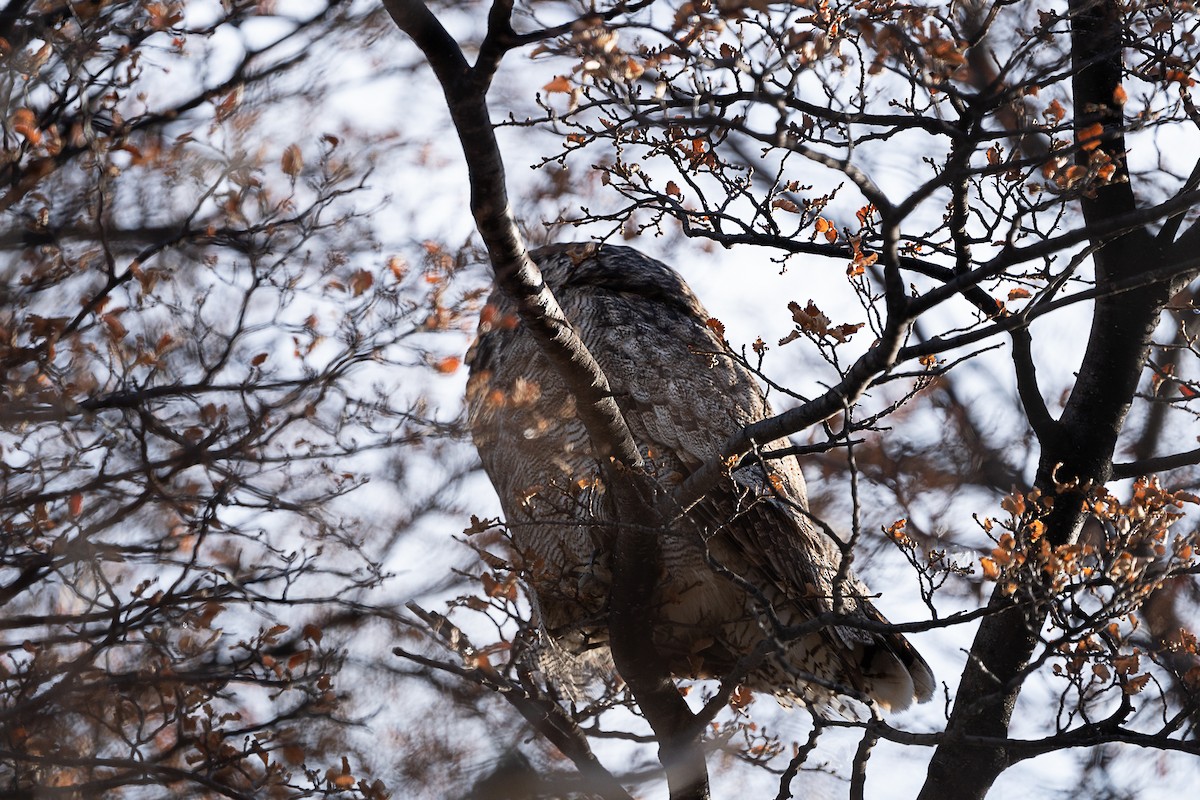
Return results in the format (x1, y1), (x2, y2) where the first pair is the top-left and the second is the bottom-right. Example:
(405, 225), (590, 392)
(856, 602), (936, 712)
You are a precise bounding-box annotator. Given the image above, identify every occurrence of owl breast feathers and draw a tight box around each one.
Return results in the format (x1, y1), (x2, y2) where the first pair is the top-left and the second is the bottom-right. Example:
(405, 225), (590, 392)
(466, 243), (934, 712)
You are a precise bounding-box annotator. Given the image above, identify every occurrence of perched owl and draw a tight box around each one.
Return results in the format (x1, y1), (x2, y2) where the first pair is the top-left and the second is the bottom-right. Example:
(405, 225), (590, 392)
(466, 243), (934, 712)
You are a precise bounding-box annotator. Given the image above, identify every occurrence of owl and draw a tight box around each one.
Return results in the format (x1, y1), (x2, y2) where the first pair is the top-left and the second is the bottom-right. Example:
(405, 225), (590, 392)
(466, 243), (934, 712)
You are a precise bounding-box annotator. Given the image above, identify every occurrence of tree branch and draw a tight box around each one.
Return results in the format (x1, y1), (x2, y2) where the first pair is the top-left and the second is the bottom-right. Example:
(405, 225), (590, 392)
(397, 605), (635, 800)
(387, 6), (710, 798)
(918, 4), (1181, 797)
(1112, 446), (1200, 479)
(475, 0), (517, 86)
(1010, 324), (1059, 443)
(383, 0), (642, 469)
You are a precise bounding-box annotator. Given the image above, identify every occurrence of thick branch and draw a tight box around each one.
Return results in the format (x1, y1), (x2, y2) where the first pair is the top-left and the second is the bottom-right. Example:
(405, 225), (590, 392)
(1113, 447), (1200, 479)
(918, 4), (1177, 797)
(1010, 325), (1059, 442)
(396, 606), (634, 800)
(387, 6), (709, 799)
(383, 0), (641, 468)
(1069, 0), (1142, 256)
(607, 478), (711, 800)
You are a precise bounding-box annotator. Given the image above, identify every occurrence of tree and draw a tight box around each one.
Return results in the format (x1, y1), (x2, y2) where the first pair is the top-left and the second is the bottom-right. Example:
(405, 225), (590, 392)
(387, 1), (1200, 799)
(3, 0), (1198, 798)
(0, 2), (473, 796)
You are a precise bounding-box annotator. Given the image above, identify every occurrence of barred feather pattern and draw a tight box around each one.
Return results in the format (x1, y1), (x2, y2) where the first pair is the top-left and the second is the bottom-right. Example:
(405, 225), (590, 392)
(466, 243), (934, 712)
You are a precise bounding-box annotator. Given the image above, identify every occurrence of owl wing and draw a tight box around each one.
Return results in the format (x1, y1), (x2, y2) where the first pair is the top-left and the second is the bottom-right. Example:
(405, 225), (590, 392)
(574, 268), (933, 708)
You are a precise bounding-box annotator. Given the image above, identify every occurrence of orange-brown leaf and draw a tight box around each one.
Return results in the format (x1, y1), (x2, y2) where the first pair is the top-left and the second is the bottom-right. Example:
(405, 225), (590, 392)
(1122, 673), (1150, 694)
(1078, 122), (1104, 151)
(350, 269), (374, 297)
(543, 75), (572, 93)
(1113, 653), (1140, 675)
(729, 684), (754, 710)
(1001, 492), (1026, 517)
(263, 624), (289, 643)
(102, 313), (127, 339)
(387, 256), (406, 280)
(281, 144), (303, 176)
(11, 108), (40, 144)
(829, 322), (863, 343)
(11, 107), (35, 129)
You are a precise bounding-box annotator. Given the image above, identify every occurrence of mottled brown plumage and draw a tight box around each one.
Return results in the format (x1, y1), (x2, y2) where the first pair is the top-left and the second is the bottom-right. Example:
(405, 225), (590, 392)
(466, 243), (933, 712)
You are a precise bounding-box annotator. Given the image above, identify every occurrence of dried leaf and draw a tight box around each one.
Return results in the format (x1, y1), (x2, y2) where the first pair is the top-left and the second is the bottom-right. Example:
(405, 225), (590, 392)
(215, 87), (242, 121)
(729, 685), (754, 710)
(829, 322), (863, 343)
(1000, 492), (1026, 517)
(1113, 653), (1140, 675)
(1078, 122), (1104, 151)
(387, 256), (406, 280)
(264, 624), (289, 643)
(11, 107), (40, 144)
(102, 313), (127, 339)
(1122, 673), (1150, 694)
(350, 269), (374, 296)
(281, 143), (303, 176)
